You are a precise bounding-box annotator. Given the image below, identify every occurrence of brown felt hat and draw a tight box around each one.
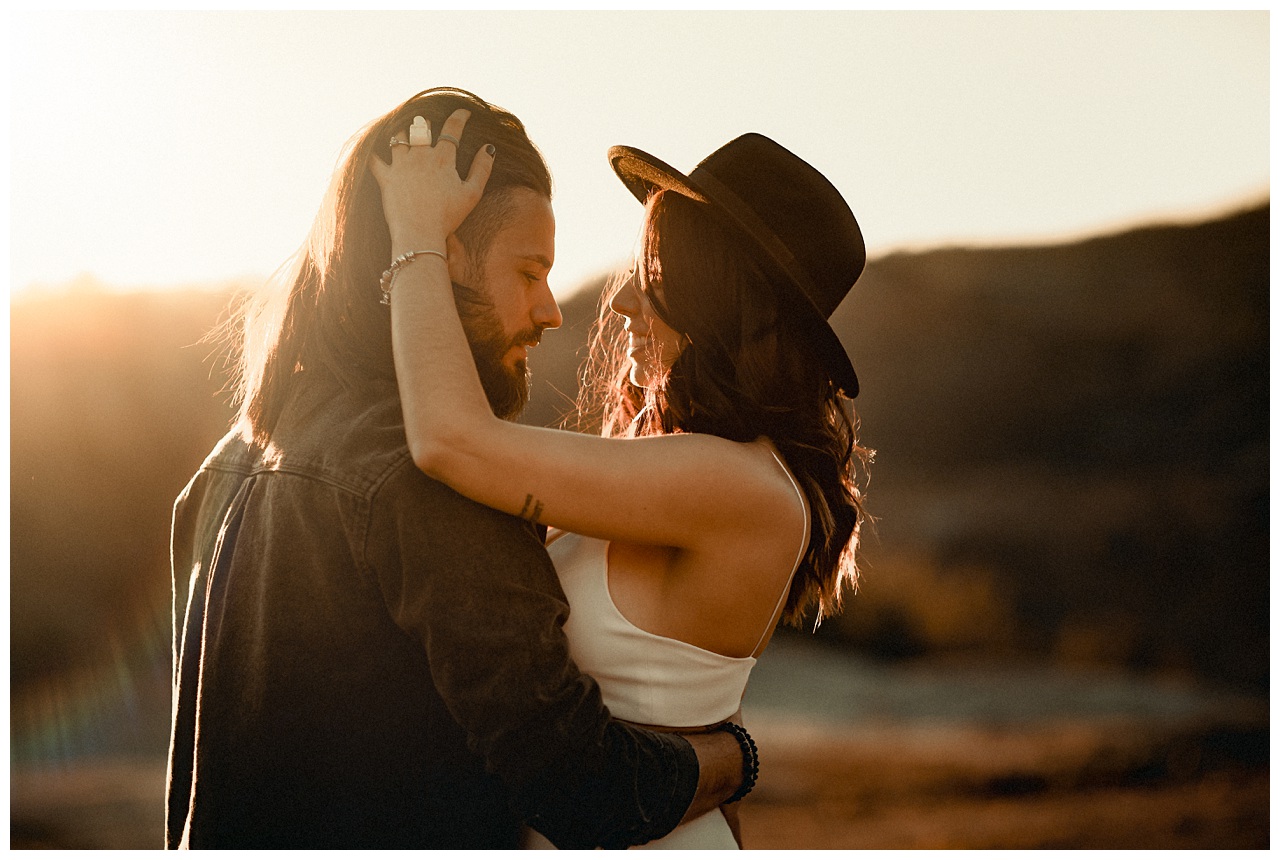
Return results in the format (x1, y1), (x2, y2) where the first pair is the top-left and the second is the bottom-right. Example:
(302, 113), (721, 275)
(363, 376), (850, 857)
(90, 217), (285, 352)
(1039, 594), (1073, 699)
(609, 133), (866, 398)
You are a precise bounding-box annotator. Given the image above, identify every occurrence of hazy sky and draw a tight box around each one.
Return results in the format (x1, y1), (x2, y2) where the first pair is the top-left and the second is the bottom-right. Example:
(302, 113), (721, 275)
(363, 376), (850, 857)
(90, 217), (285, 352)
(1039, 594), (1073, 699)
(9, 10), (1269, 297)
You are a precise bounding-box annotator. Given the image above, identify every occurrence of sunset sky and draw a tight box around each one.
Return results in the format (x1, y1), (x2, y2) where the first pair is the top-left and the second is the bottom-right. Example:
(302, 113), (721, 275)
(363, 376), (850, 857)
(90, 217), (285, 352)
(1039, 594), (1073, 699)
(9, 10), (1269, 298)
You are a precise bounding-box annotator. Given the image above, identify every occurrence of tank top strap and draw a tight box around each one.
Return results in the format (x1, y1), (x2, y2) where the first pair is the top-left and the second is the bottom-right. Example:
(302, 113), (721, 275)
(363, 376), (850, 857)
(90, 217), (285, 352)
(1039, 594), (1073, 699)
(751, 447), (811, 656)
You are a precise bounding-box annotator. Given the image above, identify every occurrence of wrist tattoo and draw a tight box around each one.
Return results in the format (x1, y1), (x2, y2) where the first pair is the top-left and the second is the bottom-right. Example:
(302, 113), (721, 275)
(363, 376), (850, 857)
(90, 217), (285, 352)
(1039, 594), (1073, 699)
(519, 494), (545, 524)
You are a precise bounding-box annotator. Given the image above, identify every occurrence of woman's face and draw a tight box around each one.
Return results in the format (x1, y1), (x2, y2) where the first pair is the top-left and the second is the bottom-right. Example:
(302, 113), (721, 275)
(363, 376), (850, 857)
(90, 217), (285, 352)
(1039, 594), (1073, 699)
(608, 264), (685, 389)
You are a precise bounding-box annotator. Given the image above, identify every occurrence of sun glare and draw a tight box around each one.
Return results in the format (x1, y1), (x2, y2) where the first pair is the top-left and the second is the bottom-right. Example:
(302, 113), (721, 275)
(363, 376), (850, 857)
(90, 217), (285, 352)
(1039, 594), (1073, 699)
(9, 11), (1269, 298)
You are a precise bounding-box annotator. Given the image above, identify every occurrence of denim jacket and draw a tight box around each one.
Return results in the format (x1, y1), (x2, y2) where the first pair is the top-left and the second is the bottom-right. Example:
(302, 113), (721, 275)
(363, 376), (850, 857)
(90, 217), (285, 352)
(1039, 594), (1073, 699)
(166, 372), (697, 848)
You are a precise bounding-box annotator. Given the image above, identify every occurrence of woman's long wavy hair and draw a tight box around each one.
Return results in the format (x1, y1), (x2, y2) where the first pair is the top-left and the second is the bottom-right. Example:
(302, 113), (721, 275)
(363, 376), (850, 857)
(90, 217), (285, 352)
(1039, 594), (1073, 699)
(576, 190), (873, 627)
(228, 87), (552, 446)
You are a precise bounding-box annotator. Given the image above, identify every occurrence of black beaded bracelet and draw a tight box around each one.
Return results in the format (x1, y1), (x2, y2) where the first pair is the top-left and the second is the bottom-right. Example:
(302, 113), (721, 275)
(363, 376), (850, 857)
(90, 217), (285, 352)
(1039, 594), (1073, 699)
(712, 721), (759, 803)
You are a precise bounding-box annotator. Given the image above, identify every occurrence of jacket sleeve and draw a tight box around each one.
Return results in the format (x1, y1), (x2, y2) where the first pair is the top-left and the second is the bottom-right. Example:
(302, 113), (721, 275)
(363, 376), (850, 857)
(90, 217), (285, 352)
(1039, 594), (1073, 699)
(366, 459), (699, 849)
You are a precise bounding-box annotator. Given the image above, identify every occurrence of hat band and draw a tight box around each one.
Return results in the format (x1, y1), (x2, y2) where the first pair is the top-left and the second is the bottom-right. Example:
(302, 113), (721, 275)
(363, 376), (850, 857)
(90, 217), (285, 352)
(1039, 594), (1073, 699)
(690, 167), (826, 318)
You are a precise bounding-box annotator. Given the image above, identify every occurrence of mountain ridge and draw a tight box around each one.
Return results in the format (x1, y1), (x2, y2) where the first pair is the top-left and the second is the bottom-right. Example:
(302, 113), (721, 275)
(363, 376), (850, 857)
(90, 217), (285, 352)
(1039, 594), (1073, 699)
(9, 203), (1268, 692)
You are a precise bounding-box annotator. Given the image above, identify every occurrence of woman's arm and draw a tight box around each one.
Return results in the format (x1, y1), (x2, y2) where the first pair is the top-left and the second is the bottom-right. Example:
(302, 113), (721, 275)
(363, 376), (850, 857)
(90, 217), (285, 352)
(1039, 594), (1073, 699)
(375, 111), (798, 551)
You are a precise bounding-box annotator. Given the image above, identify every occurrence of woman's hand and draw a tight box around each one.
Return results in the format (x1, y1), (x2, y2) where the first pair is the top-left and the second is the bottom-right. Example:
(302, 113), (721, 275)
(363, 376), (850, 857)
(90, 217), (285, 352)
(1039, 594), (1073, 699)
(370, 108), (496, 255)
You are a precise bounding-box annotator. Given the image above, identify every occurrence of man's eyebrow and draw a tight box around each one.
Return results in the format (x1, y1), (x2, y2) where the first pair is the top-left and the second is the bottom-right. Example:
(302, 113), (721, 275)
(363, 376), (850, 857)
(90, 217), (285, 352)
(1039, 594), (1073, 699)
(517, 254), (553, 269)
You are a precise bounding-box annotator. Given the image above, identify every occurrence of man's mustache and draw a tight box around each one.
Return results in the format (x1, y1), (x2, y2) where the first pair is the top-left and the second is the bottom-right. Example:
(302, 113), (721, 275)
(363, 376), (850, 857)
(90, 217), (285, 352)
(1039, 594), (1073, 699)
(513, 327), (544, 351)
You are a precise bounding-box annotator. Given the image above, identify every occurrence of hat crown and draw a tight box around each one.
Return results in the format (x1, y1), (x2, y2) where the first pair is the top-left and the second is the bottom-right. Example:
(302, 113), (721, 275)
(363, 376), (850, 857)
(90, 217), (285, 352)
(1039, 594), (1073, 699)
(690, 134), (865, 317)
(607, 133), (865, 397)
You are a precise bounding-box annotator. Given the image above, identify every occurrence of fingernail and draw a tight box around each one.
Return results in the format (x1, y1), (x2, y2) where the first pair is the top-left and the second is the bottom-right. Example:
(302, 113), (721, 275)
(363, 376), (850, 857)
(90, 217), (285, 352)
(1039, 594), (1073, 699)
(485, 144), (496, 156)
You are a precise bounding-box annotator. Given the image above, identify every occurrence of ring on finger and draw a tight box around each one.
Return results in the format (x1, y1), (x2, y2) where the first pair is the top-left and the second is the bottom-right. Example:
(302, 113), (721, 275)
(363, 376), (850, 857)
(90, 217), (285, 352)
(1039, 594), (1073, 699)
(390, 137), (409, 147)
(436, 134), (461, 147)
(408, 116), (432, 146)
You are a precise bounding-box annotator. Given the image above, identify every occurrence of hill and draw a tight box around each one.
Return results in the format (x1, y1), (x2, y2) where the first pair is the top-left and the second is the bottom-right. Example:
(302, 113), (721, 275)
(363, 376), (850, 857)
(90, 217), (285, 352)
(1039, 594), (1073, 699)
(9, 204), (1268, 707)
(525, 204), (1270, 688)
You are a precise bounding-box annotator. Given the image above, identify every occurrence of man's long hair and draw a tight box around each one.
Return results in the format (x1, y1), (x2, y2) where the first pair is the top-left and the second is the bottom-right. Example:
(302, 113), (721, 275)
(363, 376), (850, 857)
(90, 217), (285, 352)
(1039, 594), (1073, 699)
(576, 189), (873, 627)
(230, 88), (552, 446)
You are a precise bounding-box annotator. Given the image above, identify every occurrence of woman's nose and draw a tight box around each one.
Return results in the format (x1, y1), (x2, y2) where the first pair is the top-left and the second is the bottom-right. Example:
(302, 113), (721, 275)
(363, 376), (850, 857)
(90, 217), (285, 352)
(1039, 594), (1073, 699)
(609, 273), (641, 319)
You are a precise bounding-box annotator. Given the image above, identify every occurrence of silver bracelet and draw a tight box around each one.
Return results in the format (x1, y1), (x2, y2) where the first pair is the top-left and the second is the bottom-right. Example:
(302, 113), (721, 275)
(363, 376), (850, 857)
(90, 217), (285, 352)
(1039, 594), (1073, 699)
(379, 249), (447, 306)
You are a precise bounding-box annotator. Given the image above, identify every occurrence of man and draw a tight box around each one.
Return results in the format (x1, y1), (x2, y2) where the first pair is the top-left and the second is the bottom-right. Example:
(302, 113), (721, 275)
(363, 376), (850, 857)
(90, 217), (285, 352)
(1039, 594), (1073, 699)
(166, 88), (747, 849)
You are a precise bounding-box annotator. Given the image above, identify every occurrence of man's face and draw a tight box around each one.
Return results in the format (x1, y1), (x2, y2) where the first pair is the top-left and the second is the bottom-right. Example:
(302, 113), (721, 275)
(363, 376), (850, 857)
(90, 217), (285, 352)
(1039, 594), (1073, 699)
(448, 188), (561, 419)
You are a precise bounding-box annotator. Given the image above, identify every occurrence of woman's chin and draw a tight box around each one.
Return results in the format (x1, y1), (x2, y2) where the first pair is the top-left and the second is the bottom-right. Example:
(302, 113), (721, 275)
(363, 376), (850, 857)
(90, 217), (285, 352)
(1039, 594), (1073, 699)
(629, 364), (654, 390)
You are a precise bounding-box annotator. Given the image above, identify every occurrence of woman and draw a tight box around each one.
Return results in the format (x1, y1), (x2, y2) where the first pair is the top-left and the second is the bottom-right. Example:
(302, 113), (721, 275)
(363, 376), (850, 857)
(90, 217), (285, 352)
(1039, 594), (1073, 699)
(374, 110), (872, 849)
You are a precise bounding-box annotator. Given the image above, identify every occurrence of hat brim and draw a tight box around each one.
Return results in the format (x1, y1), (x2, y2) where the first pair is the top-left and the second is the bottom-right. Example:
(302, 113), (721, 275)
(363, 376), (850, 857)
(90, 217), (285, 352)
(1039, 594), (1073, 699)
(609, 145), (710, 206)
(607, 144), (860, 398)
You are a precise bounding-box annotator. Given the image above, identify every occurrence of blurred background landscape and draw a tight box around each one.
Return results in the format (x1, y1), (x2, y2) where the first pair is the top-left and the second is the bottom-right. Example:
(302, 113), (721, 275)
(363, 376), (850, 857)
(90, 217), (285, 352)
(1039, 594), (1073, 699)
(10, 203), (1268, 849)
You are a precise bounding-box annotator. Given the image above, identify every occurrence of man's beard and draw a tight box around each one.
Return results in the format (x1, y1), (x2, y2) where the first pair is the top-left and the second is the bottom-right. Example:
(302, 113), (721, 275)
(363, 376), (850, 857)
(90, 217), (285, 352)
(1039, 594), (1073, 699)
(453, 281), (537, 420)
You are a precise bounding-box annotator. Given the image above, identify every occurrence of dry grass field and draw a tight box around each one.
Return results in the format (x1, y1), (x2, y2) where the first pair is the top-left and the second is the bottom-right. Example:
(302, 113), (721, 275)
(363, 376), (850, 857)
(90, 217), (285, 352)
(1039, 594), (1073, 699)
(12, 727), (1269, 850)
(11, 637), (1268, 850)
(741, 717), (1267, 850)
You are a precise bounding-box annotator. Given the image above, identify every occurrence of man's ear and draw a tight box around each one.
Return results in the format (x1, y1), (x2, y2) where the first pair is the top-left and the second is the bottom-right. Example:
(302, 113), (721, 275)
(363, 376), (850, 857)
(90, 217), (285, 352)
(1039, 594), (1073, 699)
(446, 233), (468, 285)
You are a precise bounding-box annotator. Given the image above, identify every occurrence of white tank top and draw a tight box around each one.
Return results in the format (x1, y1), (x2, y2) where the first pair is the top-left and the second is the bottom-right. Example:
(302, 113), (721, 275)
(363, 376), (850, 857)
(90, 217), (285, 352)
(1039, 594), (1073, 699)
(549, 532), (754, 726)
(546, 447), (808, 728)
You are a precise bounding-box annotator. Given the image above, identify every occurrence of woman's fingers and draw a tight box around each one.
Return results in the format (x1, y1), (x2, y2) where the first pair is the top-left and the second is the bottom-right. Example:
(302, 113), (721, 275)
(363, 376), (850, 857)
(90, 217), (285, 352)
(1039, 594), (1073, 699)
(371, 125), (411, 191)
(432, 108), (493, 193)
(435, 108), (471, 152)
(408, 115), (432, 146)
(370, 149), (392, 188)
(464, 144), (496, 195)
(369, 108), (492, 241)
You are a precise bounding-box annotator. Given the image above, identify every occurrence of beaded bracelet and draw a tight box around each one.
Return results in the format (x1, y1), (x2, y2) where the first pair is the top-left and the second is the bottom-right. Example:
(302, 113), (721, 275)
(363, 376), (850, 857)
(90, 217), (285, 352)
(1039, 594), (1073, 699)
(711, 722), (759, 803)
(378, 249), (448, 306)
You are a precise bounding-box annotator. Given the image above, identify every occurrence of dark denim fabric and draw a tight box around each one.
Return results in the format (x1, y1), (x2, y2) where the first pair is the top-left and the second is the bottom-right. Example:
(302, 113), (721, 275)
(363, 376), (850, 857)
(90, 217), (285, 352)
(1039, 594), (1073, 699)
(166, 372), (697, 849)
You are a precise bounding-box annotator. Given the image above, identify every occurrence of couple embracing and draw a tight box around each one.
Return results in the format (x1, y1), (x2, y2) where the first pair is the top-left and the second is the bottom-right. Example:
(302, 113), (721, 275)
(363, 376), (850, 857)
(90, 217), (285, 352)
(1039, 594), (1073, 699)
(167, 86), (871, 850)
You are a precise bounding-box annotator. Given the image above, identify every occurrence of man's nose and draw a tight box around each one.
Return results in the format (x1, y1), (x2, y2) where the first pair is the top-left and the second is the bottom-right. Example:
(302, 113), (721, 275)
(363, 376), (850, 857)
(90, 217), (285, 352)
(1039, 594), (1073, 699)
(532, 279), (562, 330)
